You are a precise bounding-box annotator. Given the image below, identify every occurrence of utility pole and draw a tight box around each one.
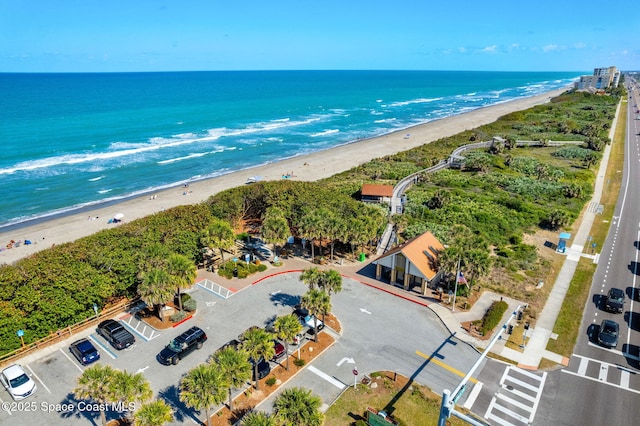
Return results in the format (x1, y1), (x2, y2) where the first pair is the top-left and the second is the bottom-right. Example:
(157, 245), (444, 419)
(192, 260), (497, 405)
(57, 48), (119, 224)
(452, 258), (461, 312)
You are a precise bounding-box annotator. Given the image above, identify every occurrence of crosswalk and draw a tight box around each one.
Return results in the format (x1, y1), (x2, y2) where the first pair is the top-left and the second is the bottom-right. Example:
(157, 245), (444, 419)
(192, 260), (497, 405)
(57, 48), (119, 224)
(485, 366), (547, 426)
(561, 354), (640, 394)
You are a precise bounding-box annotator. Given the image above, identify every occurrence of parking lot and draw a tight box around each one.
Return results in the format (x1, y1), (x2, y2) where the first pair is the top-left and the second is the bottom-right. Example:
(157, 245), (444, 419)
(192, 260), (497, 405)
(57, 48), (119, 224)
(0, 271), (484, 425)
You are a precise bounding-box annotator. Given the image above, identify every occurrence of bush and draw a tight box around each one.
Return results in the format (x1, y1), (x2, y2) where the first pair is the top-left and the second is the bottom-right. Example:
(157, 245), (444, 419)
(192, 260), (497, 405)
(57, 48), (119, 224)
(294, 358), (306, 368)
(480, 300), (508, 335)
(170, 310), (188, 323)
(183, 298), (197, 312)
(175, 293), (191, 306)
(265, 377), (277, 387)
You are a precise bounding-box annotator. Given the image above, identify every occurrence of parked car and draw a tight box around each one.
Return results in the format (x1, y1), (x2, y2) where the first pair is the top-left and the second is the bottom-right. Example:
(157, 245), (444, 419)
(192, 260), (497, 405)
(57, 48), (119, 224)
(157, 326), (207, 365)
(293, 304), (309, 320)
(70, 338), (100, 365)
(271, 340), (286, 361)
(238, 325), (260, 341)
(597, 319), (619, 348)
(250, 357), (271, 380)
(0, 364), (37, 400)
(97, 319), (135, 350)
(604, 288), (625, 313)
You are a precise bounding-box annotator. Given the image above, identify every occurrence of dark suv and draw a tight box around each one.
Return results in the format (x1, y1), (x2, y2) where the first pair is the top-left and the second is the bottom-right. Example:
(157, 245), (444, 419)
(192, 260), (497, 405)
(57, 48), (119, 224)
(604, 288), (625, 313)
(157, 326), (207, 365)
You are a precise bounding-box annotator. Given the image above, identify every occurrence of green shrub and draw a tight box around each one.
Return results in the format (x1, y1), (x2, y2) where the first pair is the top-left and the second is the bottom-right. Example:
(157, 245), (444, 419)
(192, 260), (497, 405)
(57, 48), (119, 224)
(294, 358), (306, 368)
(480, 300), (508, 335)
(265, 377), (277, 387)
(175, 293), (191, 306)
(170, 310), (188, 323)
(183, 298), (197, 312)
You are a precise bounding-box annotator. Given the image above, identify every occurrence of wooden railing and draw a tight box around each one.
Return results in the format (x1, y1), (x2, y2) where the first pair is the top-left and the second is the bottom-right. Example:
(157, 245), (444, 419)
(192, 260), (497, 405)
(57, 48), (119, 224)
(0, 298), (139, 368)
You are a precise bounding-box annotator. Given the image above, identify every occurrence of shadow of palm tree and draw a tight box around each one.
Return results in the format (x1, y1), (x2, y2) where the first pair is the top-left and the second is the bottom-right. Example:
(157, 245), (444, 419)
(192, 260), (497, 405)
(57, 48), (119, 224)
(158, 384), (200, 424)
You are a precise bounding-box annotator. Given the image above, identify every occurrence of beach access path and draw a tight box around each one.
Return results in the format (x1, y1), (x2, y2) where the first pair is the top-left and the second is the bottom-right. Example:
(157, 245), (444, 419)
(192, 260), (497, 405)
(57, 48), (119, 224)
(0, 88), (567, 265)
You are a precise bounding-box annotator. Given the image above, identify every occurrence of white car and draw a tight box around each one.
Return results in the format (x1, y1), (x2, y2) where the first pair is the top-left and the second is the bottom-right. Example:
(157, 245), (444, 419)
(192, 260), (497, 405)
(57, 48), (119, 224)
(0, 364), (37, 400)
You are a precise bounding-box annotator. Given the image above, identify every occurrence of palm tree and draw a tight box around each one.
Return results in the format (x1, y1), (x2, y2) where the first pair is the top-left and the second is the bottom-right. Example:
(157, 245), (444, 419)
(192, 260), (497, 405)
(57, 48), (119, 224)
(111, 369), (153, 414)
(273, 387), (324, 426)
(167, 253), (196, 311)
(297, 208), (324, 261)
(133, 399), (174, 426)
(138, 268), (175, 322)
(74, 363), (117, 426)
(201, 218), (235, 263)
(213, 347), (252, 412)
(299, 267), (322, 290)
(240, 411), (277, 426)
(241, 328), (275, 390)
(301, 289), (331, 343)
(261, 207), (290, 258)
(466, 248), (492, 289)
(320, 269), (342, 296)
(324, 212), (344, 261)
(179, 363), (229, 426)
(273, 314), (303, 371)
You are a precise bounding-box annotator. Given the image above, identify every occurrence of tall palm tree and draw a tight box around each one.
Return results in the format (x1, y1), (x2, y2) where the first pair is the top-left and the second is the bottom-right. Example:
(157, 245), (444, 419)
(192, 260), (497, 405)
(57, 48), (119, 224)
(74, 363), (117, 426)
(167, 253), (196, 311)
(240, 411), (277, 426)
(273, 314), (303, 371)
(201, 218), (235, 263)
(133, 399), (174, 426)
(299, 267), (322, 290)
(111, 369), (153, 414)
(261, 207), (290, 258)
(301, 289), (331, 343)
(179, 363), (229, 426)
(138, 268), (175, 322)
(273, 387), (324, 426)
(213, 347), (252, 412)
(324, 212), (344, 261)
(240, 328), (275, 390)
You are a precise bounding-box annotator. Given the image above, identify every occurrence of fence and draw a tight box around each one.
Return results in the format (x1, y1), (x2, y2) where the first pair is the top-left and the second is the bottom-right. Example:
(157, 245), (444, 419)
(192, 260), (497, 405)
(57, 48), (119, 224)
(0, 298), (137, 368)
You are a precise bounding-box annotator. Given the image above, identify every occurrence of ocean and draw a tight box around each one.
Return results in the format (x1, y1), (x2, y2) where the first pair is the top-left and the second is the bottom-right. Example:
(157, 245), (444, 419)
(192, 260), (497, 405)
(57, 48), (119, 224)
(0, 70), (581, 229)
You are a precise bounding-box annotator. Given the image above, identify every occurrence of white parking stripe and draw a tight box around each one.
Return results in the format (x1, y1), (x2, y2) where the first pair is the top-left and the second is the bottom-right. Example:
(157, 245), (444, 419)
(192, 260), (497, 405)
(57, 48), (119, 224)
(496, 392), (534, 413)
(501, 384), (536, 403)
(88, 335), (116, 359)
(486, 412), (517, 426)
(561, 369), (640, 395)
(510, 366), (543, 382)
(493, 401), (530, 423)
(59, 348), (84, 372)
(306, 365), (346, 389)
(462, 381), (483, 409)
(620, 370), (630, 388)
(577, 356), (589, 375)
(504, 375), (539, 393)
(25, 365), (50, 394)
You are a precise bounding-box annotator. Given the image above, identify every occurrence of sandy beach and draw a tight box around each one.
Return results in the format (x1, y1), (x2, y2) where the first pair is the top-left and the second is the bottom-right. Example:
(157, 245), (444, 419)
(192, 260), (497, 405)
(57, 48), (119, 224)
(0, 88), (567, 265)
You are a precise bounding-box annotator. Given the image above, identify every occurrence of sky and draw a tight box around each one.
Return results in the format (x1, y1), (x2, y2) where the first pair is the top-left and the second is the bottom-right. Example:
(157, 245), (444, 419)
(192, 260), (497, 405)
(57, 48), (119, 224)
(1, 0), (638, 73)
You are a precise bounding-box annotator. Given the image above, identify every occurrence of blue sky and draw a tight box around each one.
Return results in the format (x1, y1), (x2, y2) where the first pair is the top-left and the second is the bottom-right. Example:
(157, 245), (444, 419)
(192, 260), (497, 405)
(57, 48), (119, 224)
(1, 0), (638, 72)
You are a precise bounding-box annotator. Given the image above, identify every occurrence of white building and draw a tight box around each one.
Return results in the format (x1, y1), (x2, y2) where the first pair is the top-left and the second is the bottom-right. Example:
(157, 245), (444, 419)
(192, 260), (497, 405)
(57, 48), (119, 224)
(576, 66), (620, 91)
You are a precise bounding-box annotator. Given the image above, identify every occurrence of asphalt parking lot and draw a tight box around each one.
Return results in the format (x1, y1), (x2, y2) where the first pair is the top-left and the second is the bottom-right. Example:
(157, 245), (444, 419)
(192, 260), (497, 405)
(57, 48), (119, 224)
(0, 271), (484, 425)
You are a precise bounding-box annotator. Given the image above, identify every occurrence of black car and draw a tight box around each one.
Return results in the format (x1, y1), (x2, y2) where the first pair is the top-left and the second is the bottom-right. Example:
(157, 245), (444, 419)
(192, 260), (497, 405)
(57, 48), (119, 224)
(597, 319), (619, 348)
(97, 319), (135, 350)
(250, 357), (271, 380)
(70, 338), (100, 365)
(604, 288), (625, 313)
(157, 326), (207, 365)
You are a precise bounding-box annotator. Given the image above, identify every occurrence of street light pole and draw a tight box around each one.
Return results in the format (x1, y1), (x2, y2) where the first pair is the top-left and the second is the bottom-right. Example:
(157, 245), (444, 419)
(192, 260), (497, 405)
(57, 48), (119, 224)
(452, 258), (461, 312)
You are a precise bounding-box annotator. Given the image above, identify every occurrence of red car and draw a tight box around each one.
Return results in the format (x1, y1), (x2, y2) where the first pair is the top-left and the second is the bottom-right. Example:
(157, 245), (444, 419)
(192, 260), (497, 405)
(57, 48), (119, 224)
(272, 340), (286, 360)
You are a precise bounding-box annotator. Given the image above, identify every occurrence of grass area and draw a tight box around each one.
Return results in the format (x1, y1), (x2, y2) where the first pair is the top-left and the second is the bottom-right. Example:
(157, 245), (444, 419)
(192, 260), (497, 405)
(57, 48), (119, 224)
(545, 99), (627, 358)
(324, 372), (470, 426)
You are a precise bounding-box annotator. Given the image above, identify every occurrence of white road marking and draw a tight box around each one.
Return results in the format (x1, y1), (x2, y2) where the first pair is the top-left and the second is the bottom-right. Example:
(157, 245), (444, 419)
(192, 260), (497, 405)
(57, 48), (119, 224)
(462, 381), (482, 409)
(577, 356), (589, 375)
(26, 364), (50, 394)
(598, 364), (609, 381)
(307, 365), (346, 389)
(59, 348), (84, 372)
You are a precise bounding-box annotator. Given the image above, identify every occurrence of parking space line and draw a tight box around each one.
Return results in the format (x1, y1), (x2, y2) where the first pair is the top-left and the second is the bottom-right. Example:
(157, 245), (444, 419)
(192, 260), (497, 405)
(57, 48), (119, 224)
(598, 364), (609, 381)
(620, 370), (630, 388)
(25, 364), (50, 394)
(89, 335), (116, 359)
(561, 369), (640, 395)
(496, 392), (533, 415)
(577, 356), (589, 375)
(492, 400), (529, 424)
(59, 348), (84, 373)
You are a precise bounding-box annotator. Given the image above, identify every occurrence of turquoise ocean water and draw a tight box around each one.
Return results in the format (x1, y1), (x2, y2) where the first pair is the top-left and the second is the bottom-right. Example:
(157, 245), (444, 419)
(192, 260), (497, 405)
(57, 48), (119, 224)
(0, 70), (581, 229)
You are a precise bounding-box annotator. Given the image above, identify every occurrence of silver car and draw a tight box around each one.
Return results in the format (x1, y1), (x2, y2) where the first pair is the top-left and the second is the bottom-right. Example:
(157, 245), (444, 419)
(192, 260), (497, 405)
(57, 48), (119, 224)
(0, 364), (37, 400)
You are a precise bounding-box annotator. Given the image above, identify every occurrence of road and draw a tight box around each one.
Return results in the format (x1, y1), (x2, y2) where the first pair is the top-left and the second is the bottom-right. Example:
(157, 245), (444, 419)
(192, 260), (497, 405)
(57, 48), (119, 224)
(533, 79), (640, 425)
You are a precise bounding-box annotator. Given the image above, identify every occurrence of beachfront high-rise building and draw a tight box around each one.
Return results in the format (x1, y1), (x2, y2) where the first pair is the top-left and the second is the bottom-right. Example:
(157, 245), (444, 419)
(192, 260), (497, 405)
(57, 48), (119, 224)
(576, 66), (620, 91)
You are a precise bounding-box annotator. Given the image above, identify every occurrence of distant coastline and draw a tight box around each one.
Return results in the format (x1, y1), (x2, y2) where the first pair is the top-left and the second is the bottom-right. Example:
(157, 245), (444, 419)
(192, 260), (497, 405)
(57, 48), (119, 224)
(0, 87), (569, 264)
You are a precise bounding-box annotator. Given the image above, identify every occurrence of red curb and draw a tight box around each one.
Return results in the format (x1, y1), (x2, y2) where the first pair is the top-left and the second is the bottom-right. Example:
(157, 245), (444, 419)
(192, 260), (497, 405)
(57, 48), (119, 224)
(251, 269), (304, 285)
(172, 314), (193, 328)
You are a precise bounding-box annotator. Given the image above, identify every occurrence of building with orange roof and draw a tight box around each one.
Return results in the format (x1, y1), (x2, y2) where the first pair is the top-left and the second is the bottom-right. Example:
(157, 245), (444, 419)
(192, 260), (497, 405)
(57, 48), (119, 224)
(361, 183), (394, 205)
(373, 231), (444, 295)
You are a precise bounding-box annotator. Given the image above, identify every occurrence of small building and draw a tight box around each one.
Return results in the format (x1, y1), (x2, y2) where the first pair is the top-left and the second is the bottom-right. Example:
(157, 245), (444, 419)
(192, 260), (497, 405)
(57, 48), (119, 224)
(373, 231), (444, 295)
(361, 184), (394, 205)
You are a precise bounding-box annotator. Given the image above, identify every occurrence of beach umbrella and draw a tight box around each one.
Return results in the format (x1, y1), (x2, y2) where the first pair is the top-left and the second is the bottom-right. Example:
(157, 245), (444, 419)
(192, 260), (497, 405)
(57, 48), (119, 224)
(114, 213), (124, 220)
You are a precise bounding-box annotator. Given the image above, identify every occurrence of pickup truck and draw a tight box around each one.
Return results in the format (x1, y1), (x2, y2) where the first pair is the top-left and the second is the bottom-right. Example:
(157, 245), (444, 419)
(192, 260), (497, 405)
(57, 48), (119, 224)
(303, 315), (324, 336)
(97, 319), (135, 350)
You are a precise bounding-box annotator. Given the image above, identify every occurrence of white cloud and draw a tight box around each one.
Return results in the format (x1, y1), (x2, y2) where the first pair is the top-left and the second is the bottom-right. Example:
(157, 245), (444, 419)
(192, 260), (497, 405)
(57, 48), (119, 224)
(573, 42), (586, 49)
(457, 47), (467, 53)
(542, 44), (559, 52)
(479, 45), (497, 53)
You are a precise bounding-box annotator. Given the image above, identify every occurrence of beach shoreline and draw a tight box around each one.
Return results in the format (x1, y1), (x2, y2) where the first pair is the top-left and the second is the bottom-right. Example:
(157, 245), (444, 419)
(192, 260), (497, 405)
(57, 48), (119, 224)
(0, 87), (568, 265)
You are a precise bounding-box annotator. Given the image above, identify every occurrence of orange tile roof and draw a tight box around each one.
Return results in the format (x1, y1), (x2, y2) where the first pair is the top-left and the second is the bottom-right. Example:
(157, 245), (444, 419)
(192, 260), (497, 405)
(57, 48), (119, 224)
(361, 184), (394, 197)
(379, 231), (443, 280)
